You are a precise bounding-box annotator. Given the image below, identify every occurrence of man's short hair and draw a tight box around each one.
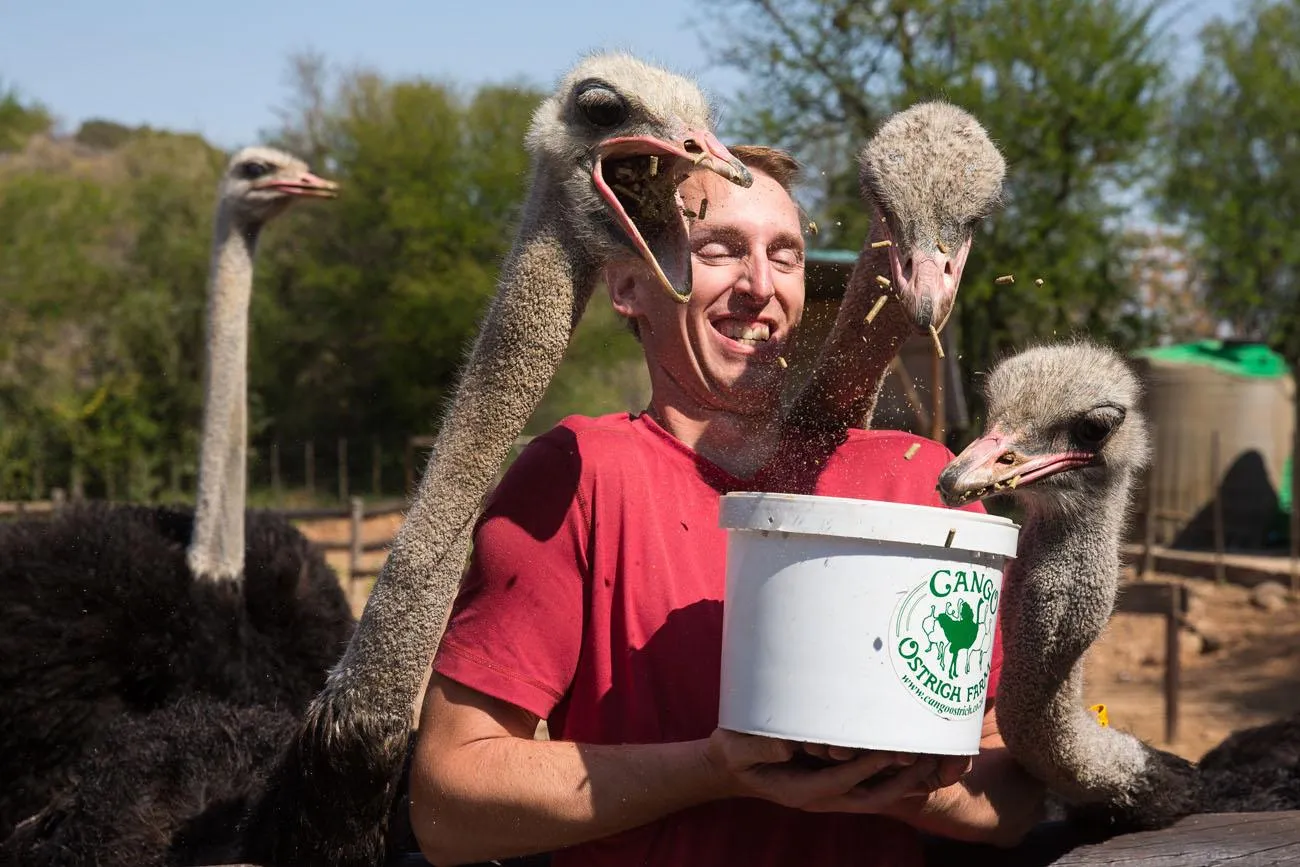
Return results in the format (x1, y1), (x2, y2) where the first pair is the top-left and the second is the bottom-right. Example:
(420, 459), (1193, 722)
(617, 145), (802, 341)
(726, 144), (802, 192)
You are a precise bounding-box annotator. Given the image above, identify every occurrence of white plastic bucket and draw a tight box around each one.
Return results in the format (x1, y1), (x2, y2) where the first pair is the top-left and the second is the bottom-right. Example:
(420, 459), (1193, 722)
(718, 492), (1020, 756)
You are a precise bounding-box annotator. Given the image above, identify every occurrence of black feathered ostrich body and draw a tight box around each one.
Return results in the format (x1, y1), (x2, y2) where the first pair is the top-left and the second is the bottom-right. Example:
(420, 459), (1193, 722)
(937, 341), (1300, 840)
(3, 53), (754, 867)
(0, 148), (347, 843)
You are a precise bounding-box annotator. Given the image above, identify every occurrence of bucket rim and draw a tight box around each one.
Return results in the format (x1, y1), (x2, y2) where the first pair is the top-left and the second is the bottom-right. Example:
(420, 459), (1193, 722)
(718, 491), (1020, 558)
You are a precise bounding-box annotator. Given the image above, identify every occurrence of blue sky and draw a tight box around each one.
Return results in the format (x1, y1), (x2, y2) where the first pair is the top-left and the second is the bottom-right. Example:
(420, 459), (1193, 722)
(2, 0), (1239, 151)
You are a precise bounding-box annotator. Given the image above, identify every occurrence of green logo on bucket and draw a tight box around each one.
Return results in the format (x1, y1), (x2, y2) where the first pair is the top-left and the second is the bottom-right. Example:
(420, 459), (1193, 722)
(888, 568), (999, 720)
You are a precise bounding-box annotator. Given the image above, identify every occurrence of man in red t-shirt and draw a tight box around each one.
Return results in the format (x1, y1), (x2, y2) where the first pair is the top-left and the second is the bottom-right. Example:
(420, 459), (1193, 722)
(411, 147), (1044, 866)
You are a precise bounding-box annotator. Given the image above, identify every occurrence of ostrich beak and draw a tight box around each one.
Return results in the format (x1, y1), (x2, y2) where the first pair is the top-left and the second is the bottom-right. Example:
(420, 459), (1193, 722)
(884, 230), (971, 332)
(937, 429), (1096, 507)
(593, 130), (753, 303)
(254, 171), (340, 199)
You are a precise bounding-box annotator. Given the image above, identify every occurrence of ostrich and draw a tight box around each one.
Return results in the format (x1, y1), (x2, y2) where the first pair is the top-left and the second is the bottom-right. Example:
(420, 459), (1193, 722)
(786, 101), (1006, 438)
(4, 53), (754, 867)
(241, 50), (754, 867)
(934, 340), (1300, 845)
(0, 146), (350, 841)
(935, 598), (980, 679)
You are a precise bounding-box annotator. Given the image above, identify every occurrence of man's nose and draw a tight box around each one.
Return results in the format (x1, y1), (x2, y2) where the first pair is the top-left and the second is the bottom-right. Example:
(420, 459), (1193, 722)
(734, 254), (776, 303)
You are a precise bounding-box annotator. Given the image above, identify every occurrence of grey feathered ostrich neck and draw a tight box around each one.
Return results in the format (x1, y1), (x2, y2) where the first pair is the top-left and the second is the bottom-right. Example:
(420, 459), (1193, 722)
(248, 52), (753, 866)
(938, 342), (1202, 831)
(787, 101), (1005, 436)
(186, 146), (338, 582)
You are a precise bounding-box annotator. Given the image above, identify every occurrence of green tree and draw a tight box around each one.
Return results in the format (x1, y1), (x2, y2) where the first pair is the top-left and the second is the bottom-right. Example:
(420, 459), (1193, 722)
(257, 57), (647, 469)
(708, 0), (1172, 438)
(0, 129), (227, 500)
(1161, 0), (1300, 545)
(0, 81), (51, 152)
(75, 119), (141, 150)
(0, 59), (650, 501)
(1163, 0), (1300, 353)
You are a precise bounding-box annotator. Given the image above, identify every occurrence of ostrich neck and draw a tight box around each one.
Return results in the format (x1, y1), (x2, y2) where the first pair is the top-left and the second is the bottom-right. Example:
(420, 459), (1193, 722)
(327, 177), (592, 719)
(187, 209), (259, 583)
(784, 217), (910, 436)
(997, 478), (1153, 801)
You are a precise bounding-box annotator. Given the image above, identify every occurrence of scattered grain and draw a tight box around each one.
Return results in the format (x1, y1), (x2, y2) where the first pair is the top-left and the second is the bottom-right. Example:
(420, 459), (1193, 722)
(697, 198), (708, 220)
(865, 295), (888, 324)
(938, 240), (949, 254)
(612, 183), (643, 205)
(995, 274), (1015, 285)
(649, 156), (659, 177)
(871, 240), (892, 249)
(874, 274), (891, 289)
(808, 220), (819, 235)
(1009, 475), (1021, 489)
(776, 356), (788, 369)
(944, 528), (956, 548)
(904, 443), (922, 461)
(1034, 277), (1044, 287)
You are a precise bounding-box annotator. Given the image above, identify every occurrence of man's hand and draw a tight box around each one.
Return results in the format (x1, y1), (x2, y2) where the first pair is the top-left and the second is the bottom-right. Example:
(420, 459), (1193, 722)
(705, 728), (954, 814)
(800, 741), (972, 794)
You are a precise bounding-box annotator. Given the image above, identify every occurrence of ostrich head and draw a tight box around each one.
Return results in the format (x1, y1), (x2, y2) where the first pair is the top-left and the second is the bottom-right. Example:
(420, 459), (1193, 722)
(937, 342), (1150, 512)
(860, 101), (1005, 332)
(218, 145), (339, 225)
(526, 52), (753, 303)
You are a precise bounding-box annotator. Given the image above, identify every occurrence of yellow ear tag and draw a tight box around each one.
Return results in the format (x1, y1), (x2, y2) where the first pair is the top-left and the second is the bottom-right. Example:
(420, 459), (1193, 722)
(1089, 703), (1109, 728)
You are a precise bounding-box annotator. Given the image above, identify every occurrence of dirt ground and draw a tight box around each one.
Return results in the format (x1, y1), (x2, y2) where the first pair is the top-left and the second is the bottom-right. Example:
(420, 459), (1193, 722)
(1082, 573), (1300, 761)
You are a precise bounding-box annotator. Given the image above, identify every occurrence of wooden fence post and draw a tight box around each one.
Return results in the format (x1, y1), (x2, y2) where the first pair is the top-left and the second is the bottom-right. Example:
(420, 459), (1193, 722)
(1165, 584), (1186, 745)
(271, 440), (282, 503)
(405, 439), (414, 501)
(348, 496), (365, 609)
(338, 437), (349, 502)
(305, 440), (315, 496)
(33, 452), (44, 501)
(1142, 468), (1157, 580)
(372, 438), (382, 497)
(349, 496), (364, 581)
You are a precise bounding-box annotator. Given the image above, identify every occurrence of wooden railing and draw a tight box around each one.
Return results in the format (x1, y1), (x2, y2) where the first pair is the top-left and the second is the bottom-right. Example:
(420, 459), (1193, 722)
(1112, 579), (1189, 744)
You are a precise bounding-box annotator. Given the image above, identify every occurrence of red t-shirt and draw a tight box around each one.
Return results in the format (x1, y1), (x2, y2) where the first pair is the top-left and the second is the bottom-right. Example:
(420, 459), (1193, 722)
(433, 411), (1002, 867)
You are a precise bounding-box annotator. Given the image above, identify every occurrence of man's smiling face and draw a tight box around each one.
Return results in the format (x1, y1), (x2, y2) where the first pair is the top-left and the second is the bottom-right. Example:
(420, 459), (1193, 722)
(607, 165), (806, 416)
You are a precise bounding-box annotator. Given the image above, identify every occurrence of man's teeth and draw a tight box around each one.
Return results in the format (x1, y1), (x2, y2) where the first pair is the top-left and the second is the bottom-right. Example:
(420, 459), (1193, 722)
(717, 321), (771, 343)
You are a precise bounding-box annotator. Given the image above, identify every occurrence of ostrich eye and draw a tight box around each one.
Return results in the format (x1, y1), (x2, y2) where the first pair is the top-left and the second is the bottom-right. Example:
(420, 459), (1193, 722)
(238, 161), (273, 181)
(575, 83), (629, 129)
(1073, 405), (1126, 448)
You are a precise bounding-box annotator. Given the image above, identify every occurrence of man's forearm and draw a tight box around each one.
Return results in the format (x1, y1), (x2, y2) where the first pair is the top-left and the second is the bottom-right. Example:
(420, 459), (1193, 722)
(411, 735), (729, 866)
(885, 748), (1046, 847)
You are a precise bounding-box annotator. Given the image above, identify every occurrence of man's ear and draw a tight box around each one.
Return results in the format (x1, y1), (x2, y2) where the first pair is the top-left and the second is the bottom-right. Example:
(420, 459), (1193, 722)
(606, 263), (646, 321)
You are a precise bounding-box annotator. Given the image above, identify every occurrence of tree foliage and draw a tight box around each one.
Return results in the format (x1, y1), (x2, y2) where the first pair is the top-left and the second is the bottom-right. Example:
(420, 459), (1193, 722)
(708, 0), (1173, 435)
(0, 59), (647, 501)
(0, 82), (51, 153)
(1162, 0), (1300, 361)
